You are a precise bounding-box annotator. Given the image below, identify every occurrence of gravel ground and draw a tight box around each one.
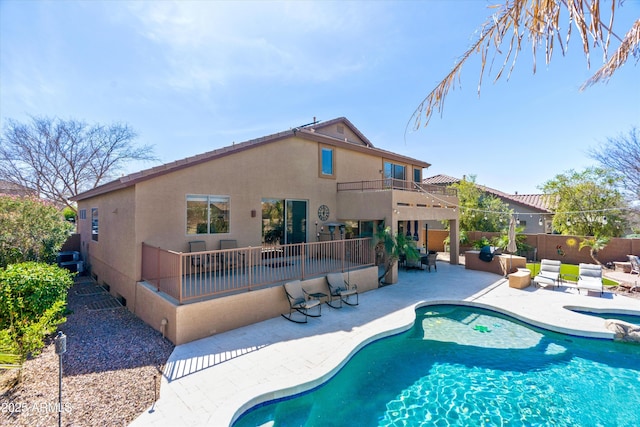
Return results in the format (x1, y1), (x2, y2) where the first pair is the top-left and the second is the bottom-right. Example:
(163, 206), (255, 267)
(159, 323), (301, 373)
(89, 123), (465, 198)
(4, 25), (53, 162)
(0, 277), (175, 426)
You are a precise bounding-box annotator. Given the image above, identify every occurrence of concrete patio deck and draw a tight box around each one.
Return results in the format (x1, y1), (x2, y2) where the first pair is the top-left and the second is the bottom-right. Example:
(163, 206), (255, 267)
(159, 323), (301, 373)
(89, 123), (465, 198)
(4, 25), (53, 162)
(130, 261), (640, 427)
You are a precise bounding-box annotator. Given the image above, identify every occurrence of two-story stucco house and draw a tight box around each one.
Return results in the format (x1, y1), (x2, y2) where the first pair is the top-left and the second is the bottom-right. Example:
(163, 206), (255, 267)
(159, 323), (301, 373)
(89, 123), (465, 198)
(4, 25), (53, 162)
(72, 117), (460, 344)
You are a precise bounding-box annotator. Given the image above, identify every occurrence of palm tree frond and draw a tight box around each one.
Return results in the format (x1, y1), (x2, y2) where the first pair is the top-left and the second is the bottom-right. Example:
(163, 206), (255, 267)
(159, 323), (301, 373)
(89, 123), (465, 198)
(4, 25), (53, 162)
(408, 0), (636, 131)
(581, 18), (640, 89)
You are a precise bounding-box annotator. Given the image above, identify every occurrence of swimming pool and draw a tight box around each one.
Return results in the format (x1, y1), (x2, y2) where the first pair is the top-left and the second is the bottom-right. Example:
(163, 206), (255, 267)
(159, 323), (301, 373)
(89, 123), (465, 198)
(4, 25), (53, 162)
(570, 309), (640, 326)
(234, 305), (640, 426)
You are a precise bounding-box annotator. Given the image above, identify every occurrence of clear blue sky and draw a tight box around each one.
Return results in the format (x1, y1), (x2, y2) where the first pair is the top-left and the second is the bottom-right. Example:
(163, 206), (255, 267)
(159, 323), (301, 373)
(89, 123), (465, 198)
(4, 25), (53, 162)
(1, 1), (638, 195)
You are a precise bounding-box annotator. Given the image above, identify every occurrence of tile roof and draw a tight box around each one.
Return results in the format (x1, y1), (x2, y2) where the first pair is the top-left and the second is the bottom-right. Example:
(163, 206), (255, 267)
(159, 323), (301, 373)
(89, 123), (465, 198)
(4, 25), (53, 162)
(423, 174), (554, 213)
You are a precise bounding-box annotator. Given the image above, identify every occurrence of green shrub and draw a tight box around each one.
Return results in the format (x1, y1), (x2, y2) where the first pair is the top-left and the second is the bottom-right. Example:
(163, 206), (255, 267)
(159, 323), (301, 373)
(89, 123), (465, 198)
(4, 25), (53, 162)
(471, 237), (491, 249)
(0, 262), (73, 360)
(0, 196), (74, 267)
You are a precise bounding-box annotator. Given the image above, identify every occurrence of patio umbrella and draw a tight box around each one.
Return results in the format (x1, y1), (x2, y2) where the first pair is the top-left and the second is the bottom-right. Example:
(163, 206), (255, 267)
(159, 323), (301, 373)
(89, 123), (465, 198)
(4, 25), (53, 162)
(507, 216), (517, 275)
(507, 216), (517, 254)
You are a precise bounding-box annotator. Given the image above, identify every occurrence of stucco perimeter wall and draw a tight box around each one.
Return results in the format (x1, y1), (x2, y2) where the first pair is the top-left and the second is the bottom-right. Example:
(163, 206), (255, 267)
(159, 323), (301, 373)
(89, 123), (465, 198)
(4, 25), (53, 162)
(136, 266), (378, 345)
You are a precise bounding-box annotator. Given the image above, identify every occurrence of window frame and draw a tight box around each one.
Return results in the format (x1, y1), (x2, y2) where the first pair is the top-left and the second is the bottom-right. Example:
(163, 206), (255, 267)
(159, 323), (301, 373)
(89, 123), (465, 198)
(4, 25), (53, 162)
(384, 161), (406, 181)
(319, 145), (336, 178)
(91, 208), (99, 242)
(186, 194), (231, 235)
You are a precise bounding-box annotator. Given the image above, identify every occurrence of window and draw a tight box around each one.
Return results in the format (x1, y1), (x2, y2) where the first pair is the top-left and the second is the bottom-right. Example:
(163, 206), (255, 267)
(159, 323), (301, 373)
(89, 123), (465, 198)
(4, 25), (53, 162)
(384, 162), (406, 180)
(414, 168), (421, 183)
(79, 209), (87, 220)
(91, 208), (99, 242)
(321, 147), (334, 176)
(262, 198), (307, 245)
(186, 195), (230, 235)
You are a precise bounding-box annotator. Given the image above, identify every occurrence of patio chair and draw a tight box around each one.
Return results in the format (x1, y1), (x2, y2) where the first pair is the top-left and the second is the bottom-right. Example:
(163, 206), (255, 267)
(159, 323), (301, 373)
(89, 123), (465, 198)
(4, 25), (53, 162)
(188, 240), (210, 269)
(628, 255), (640, 275)
(220, 239), (243, 269)
(281, 280), (321, 323)
(326, 272), (359, 309)
(577, 263), (604, 297)
(421, 253), (437, 272)
(533, 259), (561, 289)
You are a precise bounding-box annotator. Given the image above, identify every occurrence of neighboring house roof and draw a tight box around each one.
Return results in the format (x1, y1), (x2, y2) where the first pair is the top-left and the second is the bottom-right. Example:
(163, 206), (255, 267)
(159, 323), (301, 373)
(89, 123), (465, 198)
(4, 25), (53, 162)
(0, 179), (36, 197)
(423, 174), (554, 213)
(72, 117), (430, 202)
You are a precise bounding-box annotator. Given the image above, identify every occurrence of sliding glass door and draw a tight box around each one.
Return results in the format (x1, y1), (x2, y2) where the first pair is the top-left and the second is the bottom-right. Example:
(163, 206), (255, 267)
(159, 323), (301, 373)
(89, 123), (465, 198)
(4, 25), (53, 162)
(262, 199), (307, 245)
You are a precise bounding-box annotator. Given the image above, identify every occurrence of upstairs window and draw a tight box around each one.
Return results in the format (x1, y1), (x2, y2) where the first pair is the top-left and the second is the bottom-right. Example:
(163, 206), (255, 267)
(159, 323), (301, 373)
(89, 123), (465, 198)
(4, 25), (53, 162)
(320, 146), (335, 177)
(186, 195), (230, 234)
(414, 168), (421, 183)
(384, 162), (406, 180)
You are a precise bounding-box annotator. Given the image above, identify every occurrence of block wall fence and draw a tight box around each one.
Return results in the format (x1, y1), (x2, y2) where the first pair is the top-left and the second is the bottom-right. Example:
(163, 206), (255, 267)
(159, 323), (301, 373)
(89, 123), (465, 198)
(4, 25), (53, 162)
(428, 230), (640, 265)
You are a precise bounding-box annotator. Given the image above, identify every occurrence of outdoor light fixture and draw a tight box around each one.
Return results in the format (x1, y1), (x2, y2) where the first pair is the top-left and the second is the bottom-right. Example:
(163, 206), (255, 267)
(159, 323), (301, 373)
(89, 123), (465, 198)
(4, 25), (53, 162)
(516, 217), (520, 226)
(566, 219), (572, 226)
(602, 216), (608, 225)
(54, 331), (67, 427)
(538, 217), (543, 226)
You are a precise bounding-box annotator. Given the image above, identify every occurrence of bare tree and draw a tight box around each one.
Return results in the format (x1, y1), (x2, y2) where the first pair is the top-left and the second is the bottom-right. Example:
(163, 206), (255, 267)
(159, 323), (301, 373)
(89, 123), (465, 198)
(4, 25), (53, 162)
(409, 0), (640, 130)
(0, 116), (157, 211)
(590, 127), (640, 200)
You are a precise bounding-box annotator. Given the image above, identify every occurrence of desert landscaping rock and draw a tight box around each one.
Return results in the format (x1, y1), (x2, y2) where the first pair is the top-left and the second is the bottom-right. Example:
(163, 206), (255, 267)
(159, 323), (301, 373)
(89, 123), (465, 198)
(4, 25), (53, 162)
(0, 278), (174, 426)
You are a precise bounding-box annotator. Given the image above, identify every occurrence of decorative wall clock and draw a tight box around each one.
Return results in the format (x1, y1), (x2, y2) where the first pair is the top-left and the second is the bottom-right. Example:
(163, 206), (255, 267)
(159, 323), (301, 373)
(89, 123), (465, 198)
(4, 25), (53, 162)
(317, 204), (330, 221)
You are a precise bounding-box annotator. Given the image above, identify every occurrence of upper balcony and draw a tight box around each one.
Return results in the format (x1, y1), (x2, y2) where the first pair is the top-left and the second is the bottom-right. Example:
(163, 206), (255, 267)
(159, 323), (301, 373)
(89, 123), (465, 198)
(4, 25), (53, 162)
(336, 179), (459, 221)
(337, 179), (457, 197)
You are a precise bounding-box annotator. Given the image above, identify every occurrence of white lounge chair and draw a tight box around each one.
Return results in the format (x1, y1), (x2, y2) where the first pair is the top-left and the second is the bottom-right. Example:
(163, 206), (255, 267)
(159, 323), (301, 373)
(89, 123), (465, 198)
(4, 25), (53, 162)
(628, 255), (640, 275)
(326, 273), (359, 309)
(577, 263), (604, 297)
(533, 259), (561, 289)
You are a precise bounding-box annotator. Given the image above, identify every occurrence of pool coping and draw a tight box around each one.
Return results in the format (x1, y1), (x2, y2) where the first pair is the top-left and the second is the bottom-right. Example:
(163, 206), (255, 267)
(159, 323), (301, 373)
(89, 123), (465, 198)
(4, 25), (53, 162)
(130, 263), (640, 427)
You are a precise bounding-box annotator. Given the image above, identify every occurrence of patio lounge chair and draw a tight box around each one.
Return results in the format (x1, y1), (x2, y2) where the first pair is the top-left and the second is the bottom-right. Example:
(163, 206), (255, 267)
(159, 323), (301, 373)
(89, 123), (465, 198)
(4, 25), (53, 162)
(326, 272), (359, 309)
(533, 259), (561, 289)
(577, 263), (604, 296)
(281, 280), (321, 323)
(628, 255), (640, 275)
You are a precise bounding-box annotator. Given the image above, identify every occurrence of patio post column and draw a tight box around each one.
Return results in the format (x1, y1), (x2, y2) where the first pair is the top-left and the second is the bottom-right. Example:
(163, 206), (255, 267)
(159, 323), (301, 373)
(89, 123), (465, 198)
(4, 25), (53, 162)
(384, 214), (399, 284)
(449, 218), (460, 266)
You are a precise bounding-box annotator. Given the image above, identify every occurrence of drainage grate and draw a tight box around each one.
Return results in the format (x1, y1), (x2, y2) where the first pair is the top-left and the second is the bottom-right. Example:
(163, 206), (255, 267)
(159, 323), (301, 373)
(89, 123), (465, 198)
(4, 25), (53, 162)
(87, 297), (123, 311)
(75, 285), (108, 296)
(74, 276), (97, 285)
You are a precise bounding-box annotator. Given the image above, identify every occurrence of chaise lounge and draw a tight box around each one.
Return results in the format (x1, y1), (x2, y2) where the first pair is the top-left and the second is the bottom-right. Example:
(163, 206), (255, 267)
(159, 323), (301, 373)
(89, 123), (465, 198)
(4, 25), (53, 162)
(533, 259), (561, 289)
(629, 255), (640, 275)
(576, 263), (604, 297)
(326, 272), (359, 309)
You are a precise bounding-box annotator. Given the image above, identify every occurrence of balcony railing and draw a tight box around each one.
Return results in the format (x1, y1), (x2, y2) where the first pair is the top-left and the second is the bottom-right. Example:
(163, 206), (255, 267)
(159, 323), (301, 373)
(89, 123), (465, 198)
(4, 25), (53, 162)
(141, 238), (375, 304)
(337, 179), (457, 196)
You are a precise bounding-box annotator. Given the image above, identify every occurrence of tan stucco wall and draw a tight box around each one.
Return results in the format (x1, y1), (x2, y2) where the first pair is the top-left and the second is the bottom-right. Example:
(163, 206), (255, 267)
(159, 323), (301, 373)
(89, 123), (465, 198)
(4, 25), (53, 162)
(464, 251), (527, 276)
(136, 266), (378, 344)
(77, 186), (139, 306)
(135, 136), (391, 252)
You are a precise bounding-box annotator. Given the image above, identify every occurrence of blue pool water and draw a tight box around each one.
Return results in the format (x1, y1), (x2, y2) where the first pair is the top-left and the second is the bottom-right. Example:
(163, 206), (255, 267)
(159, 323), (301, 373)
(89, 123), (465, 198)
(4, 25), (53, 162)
(572, 310), (640, 326)
(234, 305), (640, 427)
